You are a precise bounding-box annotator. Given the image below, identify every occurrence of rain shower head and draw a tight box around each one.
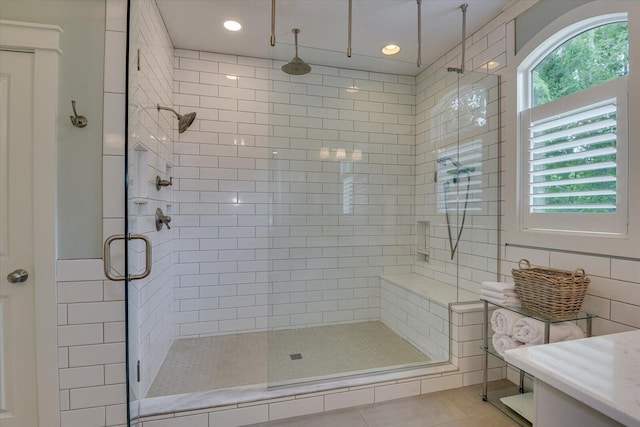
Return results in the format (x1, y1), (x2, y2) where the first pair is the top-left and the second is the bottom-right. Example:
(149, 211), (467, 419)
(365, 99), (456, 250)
(157, 104), (196, 134)
(282, 28), (311, 75)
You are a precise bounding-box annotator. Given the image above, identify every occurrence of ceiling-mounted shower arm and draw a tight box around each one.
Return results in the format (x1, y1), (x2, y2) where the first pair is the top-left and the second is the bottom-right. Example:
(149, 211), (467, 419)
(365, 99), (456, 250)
(447, 4), (468, 74)
(282, 28), (312, 75)
(270, 0), (276, 46)
(417, 0), (422, 68)
(347, 0), (352, 57)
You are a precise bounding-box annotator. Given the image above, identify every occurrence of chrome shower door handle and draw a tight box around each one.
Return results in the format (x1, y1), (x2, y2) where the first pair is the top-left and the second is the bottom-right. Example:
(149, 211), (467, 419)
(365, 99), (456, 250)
(103, 233), (152, 281)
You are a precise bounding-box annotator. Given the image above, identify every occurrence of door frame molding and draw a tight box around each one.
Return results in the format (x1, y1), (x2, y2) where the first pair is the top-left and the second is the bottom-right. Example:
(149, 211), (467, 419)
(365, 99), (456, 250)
(0, 19), (61, 427)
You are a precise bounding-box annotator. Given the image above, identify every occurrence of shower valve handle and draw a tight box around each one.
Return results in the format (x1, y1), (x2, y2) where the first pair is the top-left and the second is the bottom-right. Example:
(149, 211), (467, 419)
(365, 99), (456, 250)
(156, 175), (173, 191)
(155, 208), (172, 231)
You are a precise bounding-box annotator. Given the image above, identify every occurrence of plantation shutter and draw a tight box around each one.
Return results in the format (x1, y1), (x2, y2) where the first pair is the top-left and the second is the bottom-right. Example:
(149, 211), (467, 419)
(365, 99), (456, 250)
(521, 77), (628, 234)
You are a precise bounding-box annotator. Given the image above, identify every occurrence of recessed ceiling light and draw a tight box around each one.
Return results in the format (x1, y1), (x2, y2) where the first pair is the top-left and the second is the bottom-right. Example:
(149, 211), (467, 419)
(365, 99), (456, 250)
(381, 44), (400, 55)
(226, 75), (238, 80)
(224, 20), (242, 31)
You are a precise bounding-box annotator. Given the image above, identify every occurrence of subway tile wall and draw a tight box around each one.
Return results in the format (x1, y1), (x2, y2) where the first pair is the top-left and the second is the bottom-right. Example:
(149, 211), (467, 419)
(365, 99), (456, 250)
(380, 279), (451, 361)
(127, 0), (175, 398)
(172, 53), (417, 336)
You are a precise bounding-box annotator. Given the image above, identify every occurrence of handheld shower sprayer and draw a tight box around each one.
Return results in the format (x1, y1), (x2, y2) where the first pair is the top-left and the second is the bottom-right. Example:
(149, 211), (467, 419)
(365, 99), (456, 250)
(437, 156), (474, 260)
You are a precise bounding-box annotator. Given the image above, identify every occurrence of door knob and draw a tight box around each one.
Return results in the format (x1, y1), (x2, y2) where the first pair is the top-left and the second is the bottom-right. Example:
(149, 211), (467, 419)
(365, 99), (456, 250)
(7, 269), (29, 283)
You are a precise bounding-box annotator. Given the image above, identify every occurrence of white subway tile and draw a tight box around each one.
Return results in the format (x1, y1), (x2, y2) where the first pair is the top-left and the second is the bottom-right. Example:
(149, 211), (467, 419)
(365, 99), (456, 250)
(374, 381), (420, 402)
(143, 414), (208, 427)
(58, 324), (104, 347)
(69, 384), (126, 409)
(67, 301), (125, 324)
(209, 405), (268, 427)
(58, 281), (103, 303)
(61, 407), (106, 427)
(68, 343), (125, 367)
(610, 301), (640, 328)
(104, 31), (126, 93)
(269, 396), (324, 421)
(611, 258), (640, 282)
(59, 366), (104, 389)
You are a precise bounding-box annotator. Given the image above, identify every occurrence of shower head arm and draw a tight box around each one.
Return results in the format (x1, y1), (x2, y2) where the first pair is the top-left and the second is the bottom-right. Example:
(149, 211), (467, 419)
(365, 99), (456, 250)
(157, 104), (180, 119)
(293, 28), (300, 56)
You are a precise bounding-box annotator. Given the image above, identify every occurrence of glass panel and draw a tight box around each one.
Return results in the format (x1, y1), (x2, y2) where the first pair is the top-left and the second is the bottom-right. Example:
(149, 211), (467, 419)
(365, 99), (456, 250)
(532, 22), (628, 107)
(266, 56), (499, 386)
(124, 1), (501, 418)
(452, 71), (500, 300)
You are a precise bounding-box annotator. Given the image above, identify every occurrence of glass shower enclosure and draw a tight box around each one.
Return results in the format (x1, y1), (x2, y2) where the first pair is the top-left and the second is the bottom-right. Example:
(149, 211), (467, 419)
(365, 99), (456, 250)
(124, 1), (500, 423)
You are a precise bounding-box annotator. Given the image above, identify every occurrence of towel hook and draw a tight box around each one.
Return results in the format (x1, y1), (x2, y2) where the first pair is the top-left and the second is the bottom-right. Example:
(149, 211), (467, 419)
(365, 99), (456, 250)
(70, 100), (88, 128)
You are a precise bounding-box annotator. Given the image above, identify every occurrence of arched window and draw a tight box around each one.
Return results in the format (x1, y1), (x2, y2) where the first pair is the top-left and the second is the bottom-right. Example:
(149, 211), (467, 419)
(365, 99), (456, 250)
(518, 16), (629, 235)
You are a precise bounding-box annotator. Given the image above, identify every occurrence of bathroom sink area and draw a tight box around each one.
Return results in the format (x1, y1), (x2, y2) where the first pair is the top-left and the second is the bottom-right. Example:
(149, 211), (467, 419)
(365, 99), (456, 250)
(505, 330), (640, 427)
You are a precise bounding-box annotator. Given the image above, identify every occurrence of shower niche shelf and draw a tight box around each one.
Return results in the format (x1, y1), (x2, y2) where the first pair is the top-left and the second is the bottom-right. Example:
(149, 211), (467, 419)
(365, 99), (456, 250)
(130, 143), (148, 200)
(416, 221), (430, 262)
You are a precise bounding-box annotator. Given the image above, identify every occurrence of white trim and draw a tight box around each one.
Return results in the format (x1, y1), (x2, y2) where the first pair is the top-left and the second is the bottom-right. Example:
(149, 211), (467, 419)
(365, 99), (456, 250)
(502, 0), (640, 258)
(0, 20), (61, 427)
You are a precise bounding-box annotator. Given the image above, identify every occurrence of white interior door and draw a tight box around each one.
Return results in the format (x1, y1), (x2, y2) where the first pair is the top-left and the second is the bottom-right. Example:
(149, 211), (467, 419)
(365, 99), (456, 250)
(0, 50), (38, 427)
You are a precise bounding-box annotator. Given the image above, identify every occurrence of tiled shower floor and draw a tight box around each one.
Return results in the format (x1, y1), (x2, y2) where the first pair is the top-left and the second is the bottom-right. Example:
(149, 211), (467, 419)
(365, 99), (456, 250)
(146, 321), (433, 397)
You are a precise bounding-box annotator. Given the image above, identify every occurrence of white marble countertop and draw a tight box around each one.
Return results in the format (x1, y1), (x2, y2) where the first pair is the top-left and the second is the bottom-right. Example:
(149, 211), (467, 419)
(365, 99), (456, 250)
(504, 330), (640, 426)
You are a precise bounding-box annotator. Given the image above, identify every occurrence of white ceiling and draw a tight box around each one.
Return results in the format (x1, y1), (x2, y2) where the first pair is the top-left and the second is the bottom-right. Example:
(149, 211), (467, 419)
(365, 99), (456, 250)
(156, 0), (510, 76)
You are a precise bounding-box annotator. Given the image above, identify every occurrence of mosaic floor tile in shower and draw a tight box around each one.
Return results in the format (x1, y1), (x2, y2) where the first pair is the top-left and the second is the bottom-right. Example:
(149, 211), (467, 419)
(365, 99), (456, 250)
(146, 321), (432, 397)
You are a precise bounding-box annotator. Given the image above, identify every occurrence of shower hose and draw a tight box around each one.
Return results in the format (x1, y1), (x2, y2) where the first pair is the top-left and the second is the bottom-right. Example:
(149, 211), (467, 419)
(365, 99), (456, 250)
(443, 172), (471, 260)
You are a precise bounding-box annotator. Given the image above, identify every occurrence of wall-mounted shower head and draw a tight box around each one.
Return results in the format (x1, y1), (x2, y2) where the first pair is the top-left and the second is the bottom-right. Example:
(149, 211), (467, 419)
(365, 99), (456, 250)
(282, 28), (311, 75)
(157, 104), (196, 134)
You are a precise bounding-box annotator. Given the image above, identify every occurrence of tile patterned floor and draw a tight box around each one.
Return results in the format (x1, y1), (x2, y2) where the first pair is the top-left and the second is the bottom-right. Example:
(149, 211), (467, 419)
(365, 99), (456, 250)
(248, 381), (522, 427)
(147, 321), (432, 397)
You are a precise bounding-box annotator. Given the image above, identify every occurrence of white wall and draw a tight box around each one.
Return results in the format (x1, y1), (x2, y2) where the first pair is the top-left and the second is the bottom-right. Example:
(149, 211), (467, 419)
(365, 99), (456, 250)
(172, 53), (416, 336)
(0, 0), (106, 259)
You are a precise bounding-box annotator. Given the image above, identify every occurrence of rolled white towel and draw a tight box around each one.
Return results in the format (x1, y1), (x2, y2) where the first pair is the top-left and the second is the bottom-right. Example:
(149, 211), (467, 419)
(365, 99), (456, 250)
(481, 293), (521, 306)
(512, 317), (585, 345)
(491, 308), (525, 336)
(482, 295), (520, 306)
(492, 333), (524, 357)
(481, 289), (519, 300)
(481, 281), (515, 293)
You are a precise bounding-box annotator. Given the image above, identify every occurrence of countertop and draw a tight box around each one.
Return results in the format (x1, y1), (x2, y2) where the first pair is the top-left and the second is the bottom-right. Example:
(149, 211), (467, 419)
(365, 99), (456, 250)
(504, 330), (640, 426)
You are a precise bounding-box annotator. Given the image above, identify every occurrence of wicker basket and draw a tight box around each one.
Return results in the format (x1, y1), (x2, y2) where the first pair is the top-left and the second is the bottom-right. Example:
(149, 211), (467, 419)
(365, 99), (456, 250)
(512, 259), (590, 318)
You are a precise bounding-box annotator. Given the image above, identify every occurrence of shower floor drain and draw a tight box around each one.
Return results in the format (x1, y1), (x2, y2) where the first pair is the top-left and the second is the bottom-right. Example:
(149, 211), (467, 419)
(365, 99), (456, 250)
(289, 353), (303, 360)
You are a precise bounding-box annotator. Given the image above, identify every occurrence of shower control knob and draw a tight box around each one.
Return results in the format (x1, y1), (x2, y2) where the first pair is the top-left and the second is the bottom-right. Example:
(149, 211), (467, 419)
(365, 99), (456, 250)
(156, 175), (173, 191)
(155, 208), (172, 231)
